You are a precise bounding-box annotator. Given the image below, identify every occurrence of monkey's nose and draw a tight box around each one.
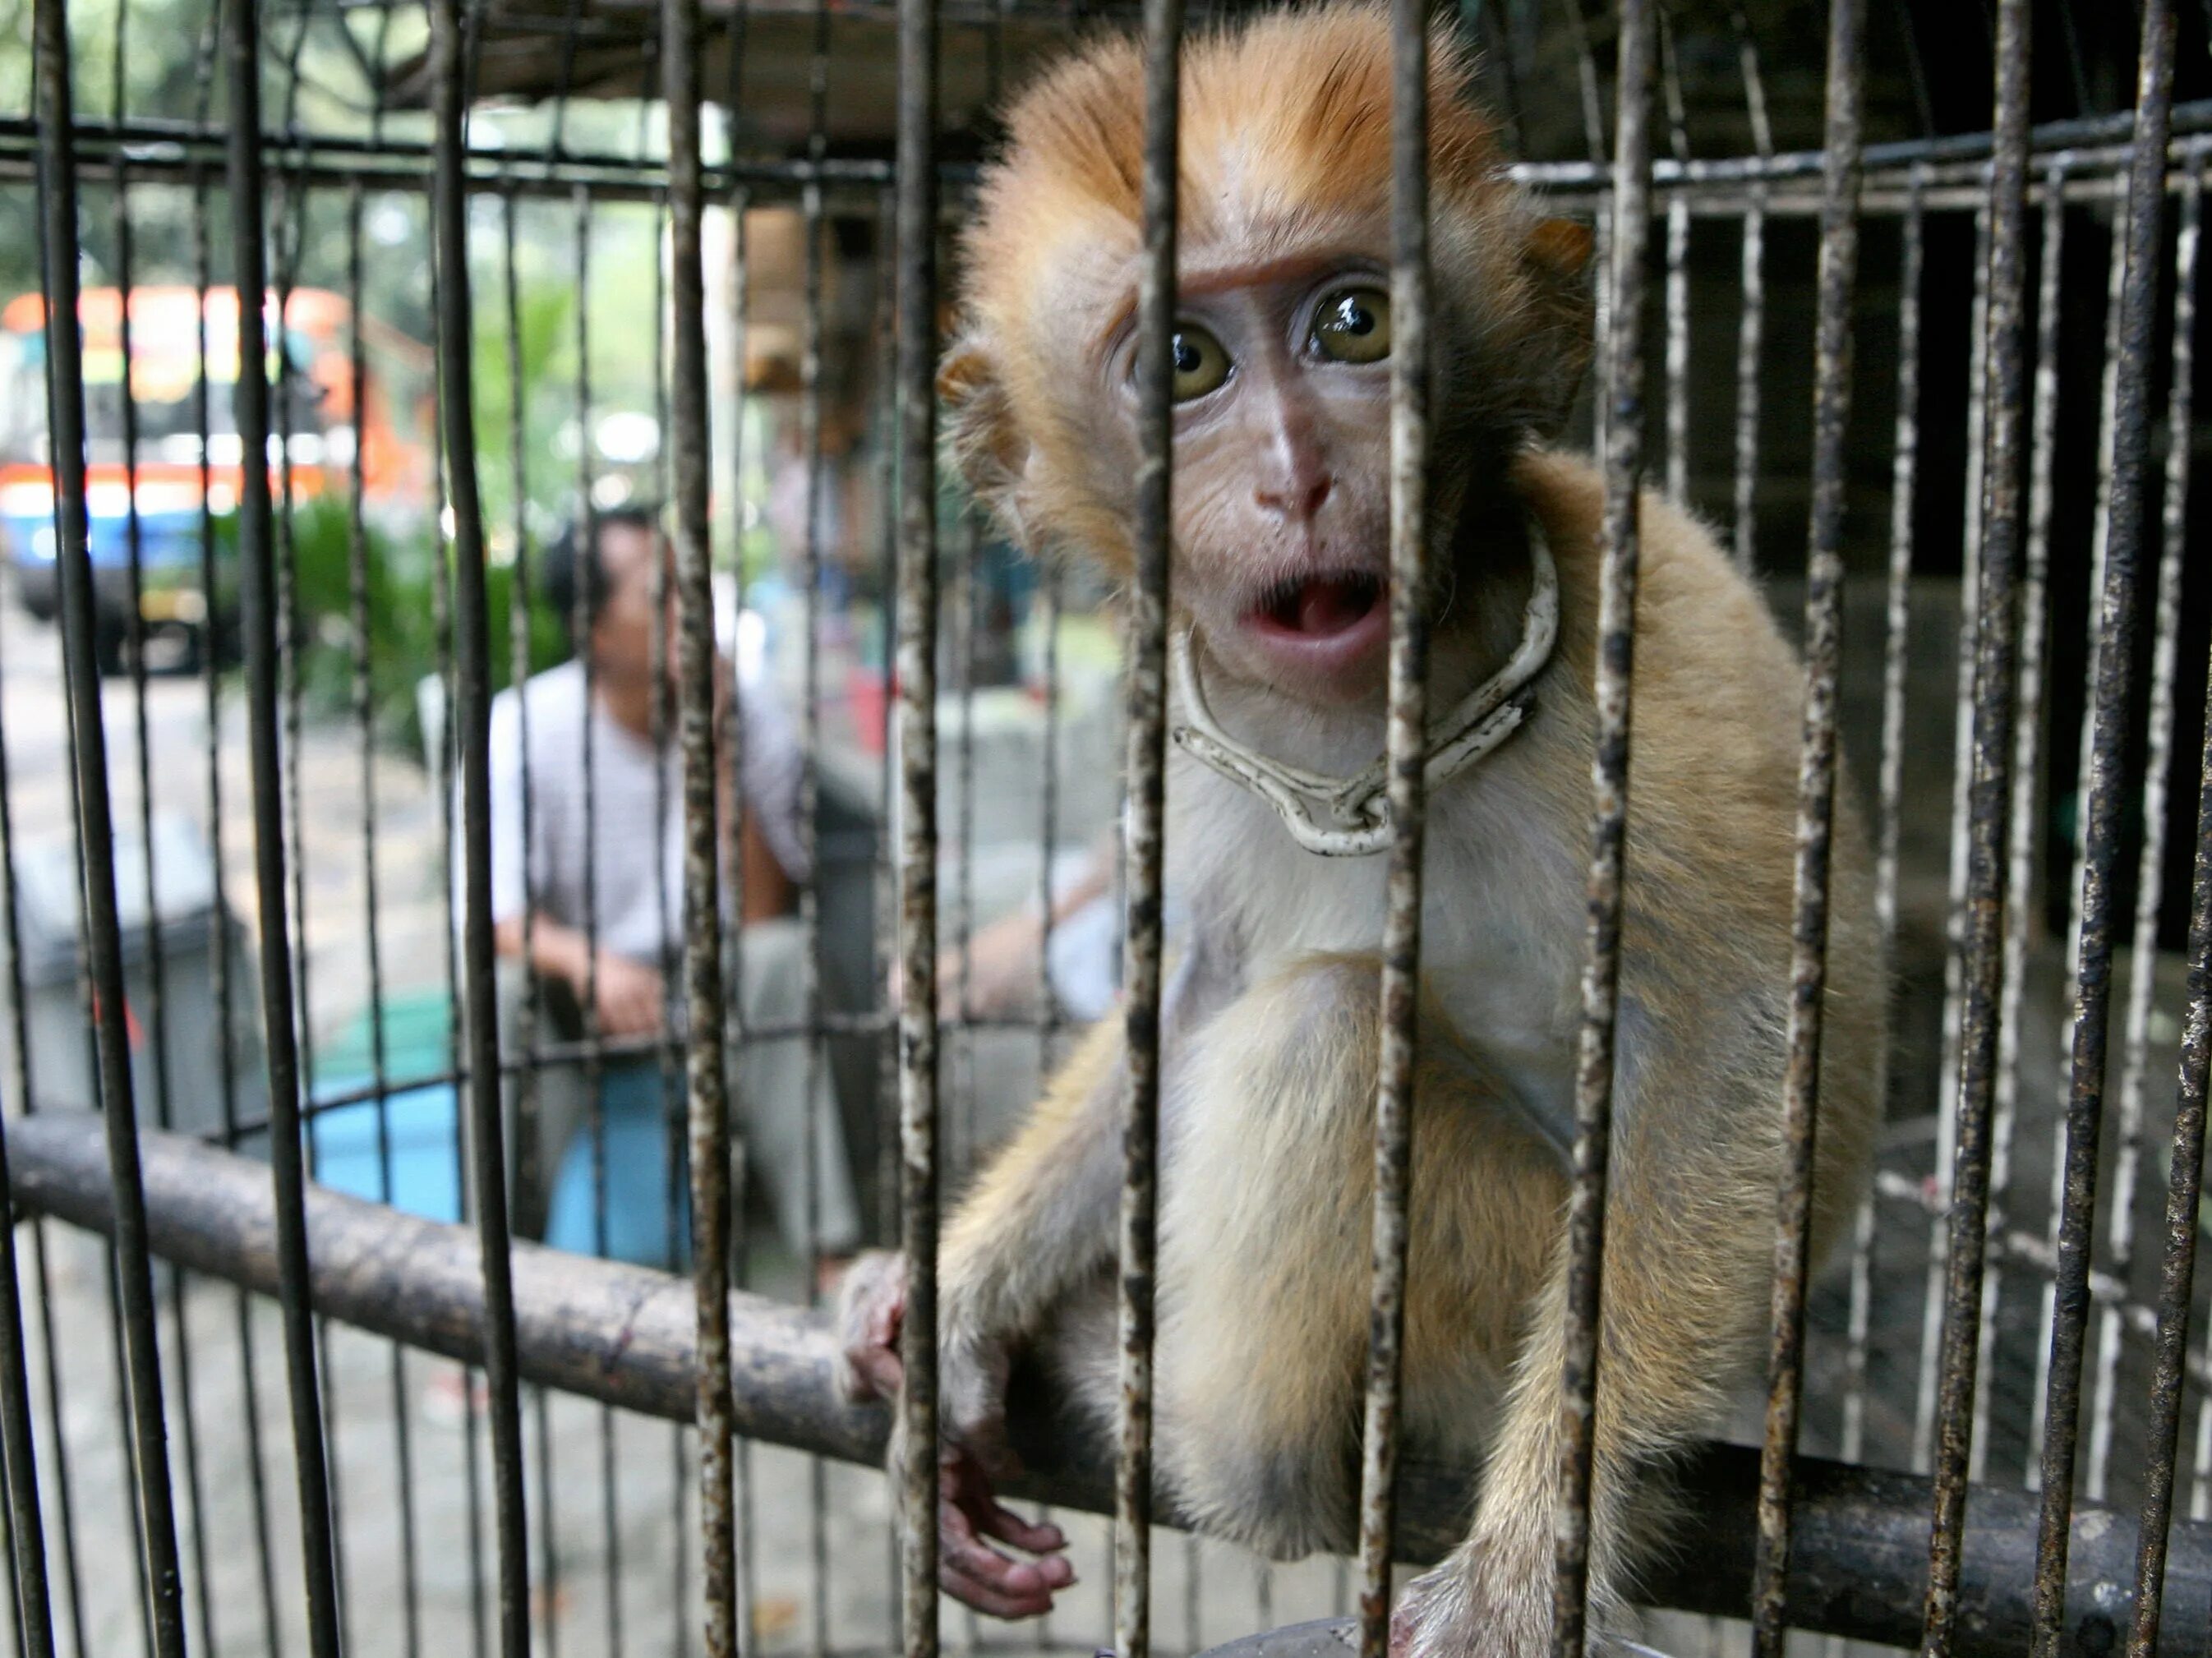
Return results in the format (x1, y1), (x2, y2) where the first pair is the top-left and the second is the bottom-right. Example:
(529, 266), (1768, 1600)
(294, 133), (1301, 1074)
(1255, 473), (1333, 523)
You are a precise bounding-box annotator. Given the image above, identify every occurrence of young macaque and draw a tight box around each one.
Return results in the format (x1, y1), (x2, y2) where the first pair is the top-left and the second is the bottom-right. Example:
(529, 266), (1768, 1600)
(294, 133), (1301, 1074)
(836, 6), (1883, 1654)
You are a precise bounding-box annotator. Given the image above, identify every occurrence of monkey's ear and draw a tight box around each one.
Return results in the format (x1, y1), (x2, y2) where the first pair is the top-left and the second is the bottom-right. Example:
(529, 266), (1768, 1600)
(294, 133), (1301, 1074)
(1519, 217), (1597, 442)
(938, 339), (1030, 523)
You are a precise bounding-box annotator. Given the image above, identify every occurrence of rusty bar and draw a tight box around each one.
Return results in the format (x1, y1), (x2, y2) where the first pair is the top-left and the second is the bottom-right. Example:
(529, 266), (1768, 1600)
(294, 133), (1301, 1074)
(1555, 6), (1652, 1657)
(1117, 0), (1182, 1648)
(1978, 160), (2065, 1487)
(1749, 3), (1862, 1655)
(429, 0), (535, 1644)
(2029, 171), (2134, 1495)
(1915, 200), (1991, 1478)
(1658, 13), (1690, 506)
(1920, 0), (2034, 1647)
(2090, 44), (2190, 1513)
(1353, 0), (1429, 1653)
(1845, 159), (1924, 1480)
(664, 0), (739, 1646)
(2027, 2), (2174, 1639)
(2123, 154), (2204, 1658)
(1728, 3), (1772, 572)
(893, 0), (942, 1644)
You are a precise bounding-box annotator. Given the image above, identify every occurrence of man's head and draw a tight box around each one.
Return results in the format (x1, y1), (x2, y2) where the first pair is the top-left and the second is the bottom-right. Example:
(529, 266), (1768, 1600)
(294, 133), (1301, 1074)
(544, 504), (671, 689)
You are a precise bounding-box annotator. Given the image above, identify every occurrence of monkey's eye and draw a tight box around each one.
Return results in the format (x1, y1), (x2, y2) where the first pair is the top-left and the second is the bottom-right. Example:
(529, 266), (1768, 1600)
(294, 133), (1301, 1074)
(1168, 325), (1233, 402)
(1310, 286), (1392, 364)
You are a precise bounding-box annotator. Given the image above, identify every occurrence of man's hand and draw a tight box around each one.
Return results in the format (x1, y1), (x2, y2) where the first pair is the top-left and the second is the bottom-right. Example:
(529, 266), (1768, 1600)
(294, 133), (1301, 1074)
(589, 950), (666, 1038)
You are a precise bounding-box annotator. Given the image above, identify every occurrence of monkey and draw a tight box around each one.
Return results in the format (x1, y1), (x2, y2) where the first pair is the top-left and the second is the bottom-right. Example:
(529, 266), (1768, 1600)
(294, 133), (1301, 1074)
(835, 6), (1883, 1654)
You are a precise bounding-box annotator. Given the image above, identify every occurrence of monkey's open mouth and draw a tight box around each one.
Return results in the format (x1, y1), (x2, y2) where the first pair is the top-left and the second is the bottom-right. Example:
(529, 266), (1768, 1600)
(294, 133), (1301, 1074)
(1247, 571), (1385, 640)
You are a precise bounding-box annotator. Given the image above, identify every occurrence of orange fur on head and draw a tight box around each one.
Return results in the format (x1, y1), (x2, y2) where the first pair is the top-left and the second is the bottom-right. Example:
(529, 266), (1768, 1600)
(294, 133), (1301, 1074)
(938, 1), (1594, 571)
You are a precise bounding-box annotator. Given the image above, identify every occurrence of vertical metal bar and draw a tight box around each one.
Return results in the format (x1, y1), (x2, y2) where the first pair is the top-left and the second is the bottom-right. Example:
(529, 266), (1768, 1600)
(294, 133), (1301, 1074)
(722, 175), (756, 1658)
(2029, 188), (2136, 1496)
(500, 177), (564, 1658)
(570, 180), (625, 1658)
(0, 475), (54, 1658)
(33, 2), (189, 1651)
(1118, 0), (1182, 1649)
(1749, 4), (1861, 1653)
(1976, 162), (2065, 1488)
(0, 1088), (52, 1658)
(1728, 4), (1772, 573)
(426, 255), (493, 1658)
(345, 170), (425, 1658)
(1914, 205), (1994, 1480)
(798, 30), (833, 1636)
(224, 0), (344, 1636)
(1560, 0), (1609, 460)
(1657, 14), (1689, 509)
(666, 0), (738, 1643)
(1842, 159), (1924, 1487)
(1920, 0), (2033, 1648)
(894, 0), (942, 1644)
(1354, 0), (1428, 1653)
(2090, 159), (2194, 1520)
(191, 104), (281, 1656)
(1555, 8), (1652, 1657)
(2027, 4), (2173, 1640)
(271, 140), (358, 1648)
(429, 0), (533, 1644)
(2122, 158), (2203, 1658)
(108, 26), (215, 1633)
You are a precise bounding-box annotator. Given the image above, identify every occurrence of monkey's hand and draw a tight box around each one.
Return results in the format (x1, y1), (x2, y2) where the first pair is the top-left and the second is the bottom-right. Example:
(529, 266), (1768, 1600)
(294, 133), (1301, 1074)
(834, 1249), (1076, 1619)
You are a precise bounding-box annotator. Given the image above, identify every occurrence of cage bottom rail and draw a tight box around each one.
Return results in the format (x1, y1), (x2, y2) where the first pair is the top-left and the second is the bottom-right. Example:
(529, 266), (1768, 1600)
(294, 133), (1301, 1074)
(2, 1110), (2204, 1656)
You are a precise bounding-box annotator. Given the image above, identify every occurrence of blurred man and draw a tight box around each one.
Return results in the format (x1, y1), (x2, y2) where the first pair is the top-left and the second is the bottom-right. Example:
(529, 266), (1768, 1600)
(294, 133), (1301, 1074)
(476, 503), (859, 1275)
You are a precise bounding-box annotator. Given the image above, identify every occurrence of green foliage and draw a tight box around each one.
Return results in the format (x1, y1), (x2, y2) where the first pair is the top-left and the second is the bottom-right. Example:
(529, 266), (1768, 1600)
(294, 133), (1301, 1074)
(279, 492), (571, 762)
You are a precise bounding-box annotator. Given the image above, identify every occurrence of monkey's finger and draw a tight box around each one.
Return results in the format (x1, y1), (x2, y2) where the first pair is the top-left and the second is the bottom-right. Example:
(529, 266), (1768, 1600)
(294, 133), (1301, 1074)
(972, 1502), (1066, 1557)
(938, 1519), (1073, 1618)
(938, 1560), (1059, 1621)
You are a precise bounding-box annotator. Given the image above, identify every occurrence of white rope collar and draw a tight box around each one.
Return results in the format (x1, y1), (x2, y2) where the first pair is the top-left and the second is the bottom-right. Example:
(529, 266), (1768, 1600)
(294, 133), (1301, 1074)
(1168, 519), (1559, 859)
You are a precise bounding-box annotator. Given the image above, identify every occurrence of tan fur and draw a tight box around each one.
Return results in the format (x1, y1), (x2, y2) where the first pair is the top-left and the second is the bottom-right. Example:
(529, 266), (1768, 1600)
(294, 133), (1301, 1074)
(856, 10), (1886, 1655)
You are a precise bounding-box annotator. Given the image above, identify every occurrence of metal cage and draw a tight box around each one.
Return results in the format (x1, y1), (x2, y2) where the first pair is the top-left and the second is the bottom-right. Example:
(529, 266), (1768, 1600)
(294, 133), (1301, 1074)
(7, 1), (2212, 1656)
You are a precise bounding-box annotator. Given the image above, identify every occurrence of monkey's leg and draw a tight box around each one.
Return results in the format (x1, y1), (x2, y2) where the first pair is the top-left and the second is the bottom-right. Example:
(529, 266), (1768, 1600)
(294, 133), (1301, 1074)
(1392, 1021), (1789, 1658)
(1154, 955), (1385, 1561)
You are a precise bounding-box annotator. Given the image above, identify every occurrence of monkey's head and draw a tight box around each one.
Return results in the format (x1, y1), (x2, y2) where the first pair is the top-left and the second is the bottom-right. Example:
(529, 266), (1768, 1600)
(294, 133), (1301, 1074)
(939, 1), (1592, 707)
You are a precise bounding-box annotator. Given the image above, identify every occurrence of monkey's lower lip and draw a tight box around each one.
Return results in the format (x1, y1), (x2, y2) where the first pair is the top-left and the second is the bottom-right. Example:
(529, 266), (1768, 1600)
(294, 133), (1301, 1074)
(1247, 572), (1385, 639)
(1239, 572), (1389, 675)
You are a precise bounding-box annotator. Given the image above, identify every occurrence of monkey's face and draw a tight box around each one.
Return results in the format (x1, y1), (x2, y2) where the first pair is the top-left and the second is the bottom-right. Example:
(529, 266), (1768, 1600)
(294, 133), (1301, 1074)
(939, 2), (1594, 711)
(1102, 256), (1399, 704)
